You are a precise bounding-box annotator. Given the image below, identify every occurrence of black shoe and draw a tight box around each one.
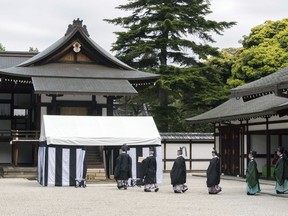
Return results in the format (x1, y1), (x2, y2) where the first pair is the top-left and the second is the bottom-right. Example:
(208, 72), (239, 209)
(247, 192), (255, 195)
(182, 188), (188, 193)
(174, 190), (181, 193)
(144, 189), (151, 192)
(117, 185), (123, 190)
(209, 192), (217, 195)
(276, 190), (284, 194)
(124, 186), (127, 190)
(155, 188), (159, 192)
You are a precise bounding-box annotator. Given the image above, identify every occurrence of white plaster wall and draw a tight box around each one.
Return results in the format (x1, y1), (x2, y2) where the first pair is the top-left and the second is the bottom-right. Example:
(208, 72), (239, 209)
(102, 108), (107, 116)
(164, 142), (213, 171)
(96, 96), (107, 104)
(215, 136), (220, 153)
(269, 122), (288, 130)
(256, 158), (266, 174)
(248, 124), (266, 131)
(41, 95), (52, 103)
(192, 161), (210, 170)
(165, 161), (190, 171)
(244, 158), (247, 172)
(56, 95), (91, 101)
(165, 143), (190, 159)
(192, 144), (213, 159)
(40, 107), (47, 119)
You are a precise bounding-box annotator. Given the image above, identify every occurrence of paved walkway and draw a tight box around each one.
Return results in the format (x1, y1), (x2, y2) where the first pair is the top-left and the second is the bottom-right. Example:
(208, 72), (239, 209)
(0, 174), (287, 216)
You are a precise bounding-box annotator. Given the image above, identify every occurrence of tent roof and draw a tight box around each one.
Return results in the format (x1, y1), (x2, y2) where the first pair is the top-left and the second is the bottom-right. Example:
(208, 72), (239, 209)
(186, 94), (288, 124)
(40, 115), (161, 146)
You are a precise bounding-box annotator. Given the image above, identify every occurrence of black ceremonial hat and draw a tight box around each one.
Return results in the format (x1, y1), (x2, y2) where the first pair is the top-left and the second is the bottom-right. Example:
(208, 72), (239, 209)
(249, 150), (257, 157)
(277, 146), (284, 154)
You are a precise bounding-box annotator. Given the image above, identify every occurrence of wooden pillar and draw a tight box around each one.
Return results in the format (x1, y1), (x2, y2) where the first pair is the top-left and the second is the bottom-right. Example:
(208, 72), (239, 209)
(163, 140), (167, 171)
(107, 96), (114, 116)
(51, 95), (57, 115)
(33, 143), (38, 166)
(240, 120), (244, 177)
(189, 139), (192, 171)
(13, 143), (19, 166)
(266, 117), (271, 179)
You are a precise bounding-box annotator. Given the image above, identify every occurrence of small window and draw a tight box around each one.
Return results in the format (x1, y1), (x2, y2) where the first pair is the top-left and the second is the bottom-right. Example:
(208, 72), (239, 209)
(14, 109), (28, 116)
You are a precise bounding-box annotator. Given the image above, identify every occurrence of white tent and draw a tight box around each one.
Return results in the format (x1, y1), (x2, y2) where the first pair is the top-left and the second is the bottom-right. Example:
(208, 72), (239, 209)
(38, 115), (162, 186)
(40, 115), (161, 146)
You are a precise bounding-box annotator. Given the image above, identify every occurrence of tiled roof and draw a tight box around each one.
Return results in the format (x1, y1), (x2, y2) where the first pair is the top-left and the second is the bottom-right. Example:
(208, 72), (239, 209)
(0, 52), (36, 69)
(160, 132), (214, 141)
(1, 63), (159, 80)
(230, 66), (288, 99)
(32, 77), (137, 96)
(186, 94), (288, 124)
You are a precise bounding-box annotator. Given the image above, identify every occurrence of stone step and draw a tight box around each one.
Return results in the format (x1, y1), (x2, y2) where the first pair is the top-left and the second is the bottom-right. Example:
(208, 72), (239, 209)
(1, 167), (37, 179)
(86, 168), (106, 182)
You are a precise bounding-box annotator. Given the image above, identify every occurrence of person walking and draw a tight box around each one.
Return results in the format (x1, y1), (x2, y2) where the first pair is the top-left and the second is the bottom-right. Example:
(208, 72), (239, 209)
(246, 150), (260, 195)
(114, 144), (132, 190)
(140, 147), (159, 192)
(170, 146), (188, 193)
(206, 148), (222, 194)
(274, 146), (288, 194)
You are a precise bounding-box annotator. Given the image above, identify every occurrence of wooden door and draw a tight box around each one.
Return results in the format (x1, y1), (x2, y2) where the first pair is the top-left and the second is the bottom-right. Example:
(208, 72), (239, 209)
(220, 126), (240, 176)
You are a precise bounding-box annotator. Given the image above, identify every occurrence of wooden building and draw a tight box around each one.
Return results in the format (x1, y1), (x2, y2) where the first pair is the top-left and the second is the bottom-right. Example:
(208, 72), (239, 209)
(0, 19), (159, 170)
(187, 66), (288, 179)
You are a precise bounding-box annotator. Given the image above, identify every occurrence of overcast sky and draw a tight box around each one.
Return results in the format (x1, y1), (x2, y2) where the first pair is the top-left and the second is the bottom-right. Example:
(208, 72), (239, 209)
(1, 0), (288, 53)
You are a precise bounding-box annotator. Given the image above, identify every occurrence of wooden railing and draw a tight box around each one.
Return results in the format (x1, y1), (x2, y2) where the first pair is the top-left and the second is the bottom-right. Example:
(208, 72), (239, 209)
(0, 130), (11, 137)
(10, 130), (40, 166)
(10, 130), (40, 143)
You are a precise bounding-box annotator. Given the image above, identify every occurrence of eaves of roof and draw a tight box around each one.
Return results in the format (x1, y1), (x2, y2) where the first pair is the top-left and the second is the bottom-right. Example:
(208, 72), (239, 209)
(0, 63), (160, 80)
(186, 94), (288, 124)
(230, 66), (288, 99)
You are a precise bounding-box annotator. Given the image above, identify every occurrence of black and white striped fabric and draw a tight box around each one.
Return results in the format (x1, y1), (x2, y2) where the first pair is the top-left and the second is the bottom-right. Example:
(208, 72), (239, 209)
(128, 146), (162, 184)
(38, 143), (87, 186)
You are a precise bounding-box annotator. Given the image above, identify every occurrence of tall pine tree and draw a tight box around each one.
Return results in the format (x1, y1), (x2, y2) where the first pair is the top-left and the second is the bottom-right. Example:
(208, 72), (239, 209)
(105, 0), (236, 131)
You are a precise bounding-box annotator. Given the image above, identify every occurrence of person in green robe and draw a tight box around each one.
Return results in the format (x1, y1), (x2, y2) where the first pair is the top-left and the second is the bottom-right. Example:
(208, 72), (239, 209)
(246, 150), (260, 195)
(274, 146), (288, 194)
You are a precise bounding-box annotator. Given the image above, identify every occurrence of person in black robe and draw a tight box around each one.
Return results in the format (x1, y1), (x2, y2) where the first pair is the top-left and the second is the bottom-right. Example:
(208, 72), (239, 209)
(114, 144), (132, 190)
(246, 150), (260, 195)
(140, 147), (159, 192)
(206, 148), (221, 194)
(170, 147), (188, 193)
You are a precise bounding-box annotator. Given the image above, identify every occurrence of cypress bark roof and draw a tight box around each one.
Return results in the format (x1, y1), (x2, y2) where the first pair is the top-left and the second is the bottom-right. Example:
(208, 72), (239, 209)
(186, 94), (288, 124)
(230, 66), (288, 100)
(0, 19), (159, 96)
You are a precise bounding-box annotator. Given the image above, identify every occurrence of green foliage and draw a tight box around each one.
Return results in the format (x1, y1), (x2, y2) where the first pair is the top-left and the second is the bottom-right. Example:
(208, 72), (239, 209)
(106, 0), (236, 132)
(228, 18), (288, 87)
(0, 43), (5, 51)
(105, 0), (236, 69)
(117, 65), (229, 132)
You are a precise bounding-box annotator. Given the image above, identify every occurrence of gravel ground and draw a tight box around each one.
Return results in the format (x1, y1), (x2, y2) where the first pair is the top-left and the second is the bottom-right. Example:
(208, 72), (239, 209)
(0, 174), (287, 216)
